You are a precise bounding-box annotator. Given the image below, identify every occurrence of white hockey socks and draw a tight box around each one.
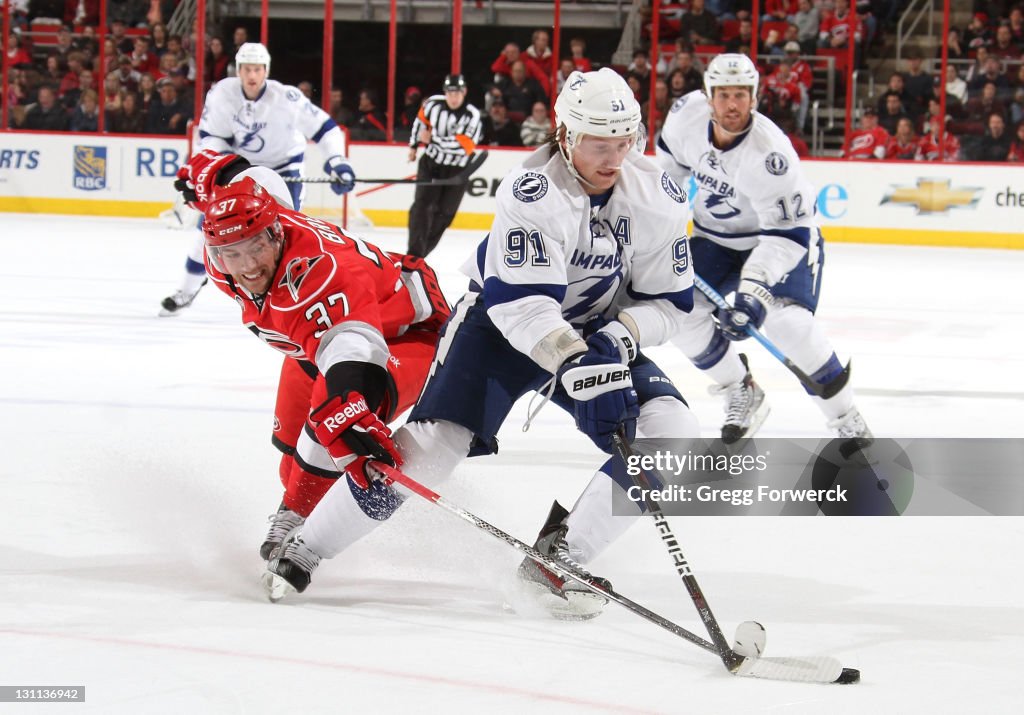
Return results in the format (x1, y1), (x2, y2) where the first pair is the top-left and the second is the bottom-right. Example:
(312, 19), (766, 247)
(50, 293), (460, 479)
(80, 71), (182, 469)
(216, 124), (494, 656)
(564, 397), (699, 564)
(301, 419), (472, 559)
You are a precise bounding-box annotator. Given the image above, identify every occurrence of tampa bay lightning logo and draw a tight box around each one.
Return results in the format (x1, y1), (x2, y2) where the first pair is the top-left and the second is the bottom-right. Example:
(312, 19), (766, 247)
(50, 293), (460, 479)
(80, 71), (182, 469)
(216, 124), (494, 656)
(704, 193), (741, 220)
(661, 173), (686, 204)
(286, 88), (301, 102)
(565, 270), (622, 323)
(705, 151), (720, 170)
(239, 130), (266, 152)
(765, 152), (789, 176)
(569, 74), (587, 90)
(512, 172), (549, 203)
(670, 95), (689, 113)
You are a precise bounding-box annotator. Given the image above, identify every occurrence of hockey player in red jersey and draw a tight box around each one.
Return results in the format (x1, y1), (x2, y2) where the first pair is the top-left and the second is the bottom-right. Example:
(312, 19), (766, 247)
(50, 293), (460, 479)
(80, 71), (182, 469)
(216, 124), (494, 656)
(178, 154), (449, 561)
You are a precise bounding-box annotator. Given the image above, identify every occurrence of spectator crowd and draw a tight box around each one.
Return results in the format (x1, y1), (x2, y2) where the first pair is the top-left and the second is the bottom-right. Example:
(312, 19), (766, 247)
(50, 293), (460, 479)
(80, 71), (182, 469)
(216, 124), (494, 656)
(5, 0), (1024, 162)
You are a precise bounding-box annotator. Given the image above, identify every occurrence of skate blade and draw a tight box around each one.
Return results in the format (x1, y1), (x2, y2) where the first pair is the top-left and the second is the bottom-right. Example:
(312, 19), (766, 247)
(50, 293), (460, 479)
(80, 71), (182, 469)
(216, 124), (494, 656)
(261, 571), (295, 603)
(515, 582), (606, 621)
(157, 308), (181, 318)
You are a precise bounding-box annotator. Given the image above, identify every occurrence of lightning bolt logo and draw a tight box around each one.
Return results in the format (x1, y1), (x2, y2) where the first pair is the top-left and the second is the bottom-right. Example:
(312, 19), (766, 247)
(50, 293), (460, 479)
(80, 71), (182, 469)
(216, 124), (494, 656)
(564, 269), (623, 323)
(704, 193), (741, 220)
(239, 128), (265, 152)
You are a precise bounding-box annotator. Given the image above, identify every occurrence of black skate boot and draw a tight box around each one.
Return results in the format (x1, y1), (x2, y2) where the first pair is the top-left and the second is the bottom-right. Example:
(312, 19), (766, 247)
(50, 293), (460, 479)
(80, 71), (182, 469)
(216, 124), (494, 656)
(829, 406), (875, 462)
(259, 502), (305, 560)
(159, 278), (207, 316)
(516, 501), (612, 621)
(262, 528), (322, 603)
(713, 353), (770, 443)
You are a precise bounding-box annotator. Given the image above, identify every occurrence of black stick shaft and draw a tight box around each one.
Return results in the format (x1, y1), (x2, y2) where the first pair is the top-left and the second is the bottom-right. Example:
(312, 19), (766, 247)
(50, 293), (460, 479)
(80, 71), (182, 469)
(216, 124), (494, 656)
(285, 150), (489, 187)
(612, 431), (743, 672)
(374, 461), (718, 654)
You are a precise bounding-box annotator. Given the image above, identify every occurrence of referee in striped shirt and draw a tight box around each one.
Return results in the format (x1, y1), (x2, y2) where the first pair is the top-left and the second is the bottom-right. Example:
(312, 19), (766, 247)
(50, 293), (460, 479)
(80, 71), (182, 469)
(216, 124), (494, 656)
(407, 73), (484, 257)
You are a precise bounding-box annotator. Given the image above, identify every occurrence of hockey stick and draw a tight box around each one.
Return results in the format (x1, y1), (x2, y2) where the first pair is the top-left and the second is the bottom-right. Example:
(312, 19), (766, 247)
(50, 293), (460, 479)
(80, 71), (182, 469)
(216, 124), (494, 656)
(284, 150), (489, 186)
(611, 431), (860, 684)
(371, 461), (717, 654)
(692, 274), (846, 399)
(373, 460), (858, 683)
(610, 429), (742, 671)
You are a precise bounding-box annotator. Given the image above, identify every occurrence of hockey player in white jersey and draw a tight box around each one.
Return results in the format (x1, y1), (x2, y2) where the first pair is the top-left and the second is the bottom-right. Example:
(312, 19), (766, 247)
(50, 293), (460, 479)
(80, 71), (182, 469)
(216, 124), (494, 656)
(655, 53), (871, 443)
(159, 42), (355, 316)
(264, 69), (701, 618)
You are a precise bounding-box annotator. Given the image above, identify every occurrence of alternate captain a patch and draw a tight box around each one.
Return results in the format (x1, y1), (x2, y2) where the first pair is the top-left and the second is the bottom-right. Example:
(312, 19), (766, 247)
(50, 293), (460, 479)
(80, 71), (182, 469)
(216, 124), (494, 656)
(512, 172), (549, 203)
(279, 255), (324, 301)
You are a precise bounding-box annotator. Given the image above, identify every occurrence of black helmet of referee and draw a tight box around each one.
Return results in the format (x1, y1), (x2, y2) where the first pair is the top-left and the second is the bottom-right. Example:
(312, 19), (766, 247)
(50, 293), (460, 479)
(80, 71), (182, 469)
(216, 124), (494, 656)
(443, 73), (467, 92)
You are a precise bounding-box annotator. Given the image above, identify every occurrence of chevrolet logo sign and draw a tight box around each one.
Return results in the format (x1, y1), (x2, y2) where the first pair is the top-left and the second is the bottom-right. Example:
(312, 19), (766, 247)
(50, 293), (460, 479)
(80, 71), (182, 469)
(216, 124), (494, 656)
(881, 178), (982, 214)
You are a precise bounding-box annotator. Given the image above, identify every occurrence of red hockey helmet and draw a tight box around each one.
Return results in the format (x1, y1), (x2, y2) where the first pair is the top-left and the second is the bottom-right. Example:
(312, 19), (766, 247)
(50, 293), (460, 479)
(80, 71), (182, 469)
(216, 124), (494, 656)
(203, 177), (283, 273)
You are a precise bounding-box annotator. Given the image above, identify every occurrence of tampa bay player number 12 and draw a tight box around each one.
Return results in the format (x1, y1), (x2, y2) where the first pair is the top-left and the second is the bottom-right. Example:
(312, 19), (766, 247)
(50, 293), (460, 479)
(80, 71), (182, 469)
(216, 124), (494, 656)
(655, 53), (872, 444)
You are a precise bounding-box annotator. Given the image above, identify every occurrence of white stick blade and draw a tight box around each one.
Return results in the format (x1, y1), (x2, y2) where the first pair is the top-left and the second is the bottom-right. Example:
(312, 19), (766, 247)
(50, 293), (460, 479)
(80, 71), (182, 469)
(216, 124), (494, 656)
(735, 655), (844, 683)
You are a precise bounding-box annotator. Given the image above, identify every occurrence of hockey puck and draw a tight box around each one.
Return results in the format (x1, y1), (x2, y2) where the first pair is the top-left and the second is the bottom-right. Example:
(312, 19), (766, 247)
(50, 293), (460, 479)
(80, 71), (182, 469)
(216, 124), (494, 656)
(834, 667), (861, 684)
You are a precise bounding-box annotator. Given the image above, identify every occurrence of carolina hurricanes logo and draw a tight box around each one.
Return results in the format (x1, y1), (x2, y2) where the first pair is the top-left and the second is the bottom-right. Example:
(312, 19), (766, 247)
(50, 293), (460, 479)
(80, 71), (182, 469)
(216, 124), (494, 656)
(279, 255), (324, 301)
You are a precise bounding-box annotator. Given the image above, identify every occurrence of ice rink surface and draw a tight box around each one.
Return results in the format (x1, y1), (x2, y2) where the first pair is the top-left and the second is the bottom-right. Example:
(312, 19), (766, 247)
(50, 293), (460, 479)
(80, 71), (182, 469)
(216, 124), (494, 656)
(2, 213), (1023, 714)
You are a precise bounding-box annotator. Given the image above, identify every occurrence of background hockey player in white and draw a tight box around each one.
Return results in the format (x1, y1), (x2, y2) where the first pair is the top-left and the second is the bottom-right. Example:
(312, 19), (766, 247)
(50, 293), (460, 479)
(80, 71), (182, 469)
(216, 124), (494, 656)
(655, 53), (872, 443)
(264, 69), (701, 618)
(159, 42), (356, 316)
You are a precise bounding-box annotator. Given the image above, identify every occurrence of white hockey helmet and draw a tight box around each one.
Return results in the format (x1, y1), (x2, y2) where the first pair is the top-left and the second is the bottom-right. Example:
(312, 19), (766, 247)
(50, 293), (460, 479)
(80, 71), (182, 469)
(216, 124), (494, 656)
(554, 67), (642, 141)
(235, 42), (271, 74)
(703, 53), (759, 98)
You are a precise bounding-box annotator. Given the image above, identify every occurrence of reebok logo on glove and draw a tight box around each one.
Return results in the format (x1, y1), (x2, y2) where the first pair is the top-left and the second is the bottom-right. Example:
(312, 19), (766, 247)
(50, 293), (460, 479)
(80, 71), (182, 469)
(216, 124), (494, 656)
(321, 397), (370, 433)
(194, 164), (215, 204)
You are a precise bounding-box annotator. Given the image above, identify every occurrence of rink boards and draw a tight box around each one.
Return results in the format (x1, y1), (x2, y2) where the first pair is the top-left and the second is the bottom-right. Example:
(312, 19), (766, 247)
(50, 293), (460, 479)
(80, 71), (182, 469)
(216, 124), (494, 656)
(0, 131), (1020, 249)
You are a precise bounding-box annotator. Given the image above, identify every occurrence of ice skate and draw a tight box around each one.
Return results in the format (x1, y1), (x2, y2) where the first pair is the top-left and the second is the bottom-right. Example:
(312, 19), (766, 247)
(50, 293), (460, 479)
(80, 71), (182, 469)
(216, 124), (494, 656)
(516, 501), (611, 621)
(259, 503), (305, 560)
(158, 278), (207, 316)
(829, 406), (875, 461)
(262, 528), (322, 603)
(712, 354), (770, 443)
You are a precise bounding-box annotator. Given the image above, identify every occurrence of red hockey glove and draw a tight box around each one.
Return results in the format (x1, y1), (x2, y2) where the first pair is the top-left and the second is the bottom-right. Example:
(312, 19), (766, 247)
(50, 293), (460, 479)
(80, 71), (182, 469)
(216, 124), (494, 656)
(342, 456), (391, 490)
(309, 392), (403, 468)
(174, 150), (250, 211)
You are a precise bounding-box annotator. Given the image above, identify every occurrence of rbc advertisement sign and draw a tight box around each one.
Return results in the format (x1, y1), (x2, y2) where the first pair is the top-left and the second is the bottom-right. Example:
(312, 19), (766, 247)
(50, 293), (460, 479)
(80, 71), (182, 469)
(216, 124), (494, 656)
(73, 146), (107, 191)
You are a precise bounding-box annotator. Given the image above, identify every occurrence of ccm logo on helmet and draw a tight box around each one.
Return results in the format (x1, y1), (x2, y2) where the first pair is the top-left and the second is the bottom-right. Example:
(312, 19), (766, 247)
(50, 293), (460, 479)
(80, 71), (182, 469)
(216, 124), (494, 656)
(321, 397), (369, 433)
(218, 225), (243, 236)
(572, 369), (631, 392)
